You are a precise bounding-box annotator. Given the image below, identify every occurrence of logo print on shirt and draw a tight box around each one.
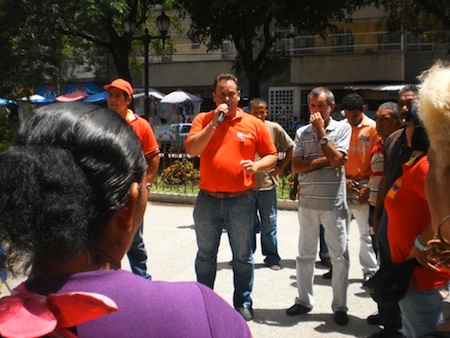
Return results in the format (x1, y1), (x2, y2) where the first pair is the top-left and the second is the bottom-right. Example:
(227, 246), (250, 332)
(360, 135), (370, 142)
(237, 132), (252, 143)
(387, 178), (402, 199)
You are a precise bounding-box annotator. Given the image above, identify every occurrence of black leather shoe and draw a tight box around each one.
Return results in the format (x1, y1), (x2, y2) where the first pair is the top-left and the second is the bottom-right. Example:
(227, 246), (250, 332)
(334, 311), (348, 325)
(322, 268), (332, 279)
(286, 303), (312, 316)
(367, 313), (382, 325)
(236, 306), (254, 321)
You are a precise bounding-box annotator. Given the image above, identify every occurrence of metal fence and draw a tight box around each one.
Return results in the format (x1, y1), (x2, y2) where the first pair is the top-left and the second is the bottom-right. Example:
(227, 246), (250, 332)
(153, 147), (294, 199)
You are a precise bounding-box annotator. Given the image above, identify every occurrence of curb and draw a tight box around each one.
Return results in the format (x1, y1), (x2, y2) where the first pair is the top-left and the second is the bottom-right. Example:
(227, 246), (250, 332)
(148, 191), (298, 211)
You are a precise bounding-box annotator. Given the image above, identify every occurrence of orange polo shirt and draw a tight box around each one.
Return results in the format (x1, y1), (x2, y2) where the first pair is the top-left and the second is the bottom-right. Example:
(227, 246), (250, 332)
(127, 110), (160, 157)
(186, 108), (277, 192)
(344, 114), (380, 180)
(386, 154), (450, 290)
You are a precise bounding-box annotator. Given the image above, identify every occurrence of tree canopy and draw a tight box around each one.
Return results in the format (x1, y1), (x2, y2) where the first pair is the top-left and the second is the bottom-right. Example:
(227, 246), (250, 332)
(372, 0), (450, 37)
(0, 0), (165, 97)
(172, 0), (370, 98)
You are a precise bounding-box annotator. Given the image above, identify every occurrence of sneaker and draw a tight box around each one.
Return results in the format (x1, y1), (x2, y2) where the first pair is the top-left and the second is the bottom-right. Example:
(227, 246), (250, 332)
(286, 303), (312, 316)
(362, 272), (373, 288)
(334, 311), (348, 325)
(236, 306), (254, 321)
(322, 268), (332, 279)
(367, 313), (382, 326)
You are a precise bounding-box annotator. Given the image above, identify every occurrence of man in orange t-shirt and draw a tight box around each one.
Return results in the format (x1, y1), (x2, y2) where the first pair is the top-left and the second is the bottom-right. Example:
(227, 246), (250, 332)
(185, 74), (277, 322)
(104, 78), (160, 280)
(342, 93), (380, 286)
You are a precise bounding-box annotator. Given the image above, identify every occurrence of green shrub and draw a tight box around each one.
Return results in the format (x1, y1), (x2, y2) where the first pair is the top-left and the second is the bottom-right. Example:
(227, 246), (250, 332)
(162, 158), (200, 186)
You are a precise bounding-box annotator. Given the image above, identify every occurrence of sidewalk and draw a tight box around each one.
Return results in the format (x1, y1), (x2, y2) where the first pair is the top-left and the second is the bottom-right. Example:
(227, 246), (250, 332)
(128, 199), (383, 338)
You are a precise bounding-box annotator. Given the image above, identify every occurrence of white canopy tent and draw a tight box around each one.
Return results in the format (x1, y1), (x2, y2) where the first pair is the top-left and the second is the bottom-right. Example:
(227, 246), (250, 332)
(157, 90), (203, 125)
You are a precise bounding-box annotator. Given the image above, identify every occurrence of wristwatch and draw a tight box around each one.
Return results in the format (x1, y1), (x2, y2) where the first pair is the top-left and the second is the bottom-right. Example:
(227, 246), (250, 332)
(319, 137), (329, 145)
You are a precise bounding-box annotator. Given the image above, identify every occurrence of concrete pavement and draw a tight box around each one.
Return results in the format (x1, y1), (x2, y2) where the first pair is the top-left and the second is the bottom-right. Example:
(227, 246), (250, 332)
(127, 200), (383, 338)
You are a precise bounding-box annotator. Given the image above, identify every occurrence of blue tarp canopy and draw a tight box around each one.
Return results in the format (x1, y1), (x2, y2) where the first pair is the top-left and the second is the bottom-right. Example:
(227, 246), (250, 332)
(0, 98), (17, 106)
(84, 91), (109, 103)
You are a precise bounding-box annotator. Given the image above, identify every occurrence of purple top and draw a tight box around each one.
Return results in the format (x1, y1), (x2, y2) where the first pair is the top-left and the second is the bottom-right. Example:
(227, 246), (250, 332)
(26, 269), (251, 337)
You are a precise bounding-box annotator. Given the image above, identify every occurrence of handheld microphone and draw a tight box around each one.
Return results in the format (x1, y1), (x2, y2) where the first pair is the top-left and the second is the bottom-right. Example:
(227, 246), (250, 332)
(217, 112), (224, 125)
(217, 103), (228, 125)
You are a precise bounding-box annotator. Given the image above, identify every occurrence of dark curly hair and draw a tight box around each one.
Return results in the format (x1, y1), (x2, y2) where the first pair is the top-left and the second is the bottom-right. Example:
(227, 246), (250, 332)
(0, 102), (147, 277)
(341, 93), (364, 111)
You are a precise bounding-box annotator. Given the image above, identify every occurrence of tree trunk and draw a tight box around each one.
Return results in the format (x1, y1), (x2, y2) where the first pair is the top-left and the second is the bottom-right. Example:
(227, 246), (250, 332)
(109, 37), (133, 82)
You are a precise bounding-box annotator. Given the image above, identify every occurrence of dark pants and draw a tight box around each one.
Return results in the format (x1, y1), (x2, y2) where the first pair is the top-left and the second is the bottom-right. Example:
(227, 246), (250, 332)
(376, 210), (402, 333)
(319, 224), (329, 258)
(127, 221), (152, 280)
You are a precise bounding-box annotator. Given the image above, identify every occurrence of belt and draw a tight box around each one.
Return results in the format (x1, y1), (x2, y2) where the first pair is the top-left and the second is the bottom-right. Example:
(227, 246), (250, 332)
(203, 190), (253, 199)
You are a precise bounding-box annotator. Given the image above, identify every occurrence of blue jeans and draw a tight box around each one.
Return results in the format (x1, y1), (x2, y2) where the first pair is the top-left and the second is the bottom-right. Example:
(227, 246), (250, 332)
(254, 189), (280, 264)
(399, 284), (444, 338)
(127, 220), (152, 280)
(194, 190), (256, 308)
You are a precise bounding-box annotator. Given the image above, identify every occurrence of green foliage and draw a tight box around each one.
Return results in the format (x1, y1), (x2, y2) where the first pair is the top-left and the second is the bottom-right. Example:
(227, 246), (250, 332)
(0, 0), (168, 97)
(172, 0), (369, 97)
(371, 0), (450, 40)
(0, 113), (20, 152)
(162, 158), (200, 186)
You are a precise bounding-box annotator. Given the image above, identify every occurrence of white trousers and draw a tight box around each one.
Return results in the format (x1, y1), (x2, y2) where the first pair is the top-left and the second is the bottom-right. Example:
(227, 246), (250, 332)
(348, 203), (378, 274)
(296, 207), (349, 313)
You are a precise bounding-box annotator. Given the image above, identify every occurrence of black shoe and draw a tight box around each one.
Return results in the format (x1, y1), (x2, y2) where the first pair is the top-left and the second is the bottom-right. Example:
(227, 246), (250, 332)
(334, 311), (348, 325)
(236, 306), (254, 321)
(367, 313), (382, 326)
(322, 268), (332, 279)
(265, 262), (282, 270)
(320, 257), (332, 268)
(286, 303), (312, 316)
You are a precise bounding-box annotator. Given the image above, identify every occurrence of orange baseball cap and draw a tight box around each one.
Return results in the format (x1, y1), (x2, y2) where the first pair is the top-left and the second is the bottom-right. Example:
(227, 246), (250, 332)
(103, 78), (133, 97)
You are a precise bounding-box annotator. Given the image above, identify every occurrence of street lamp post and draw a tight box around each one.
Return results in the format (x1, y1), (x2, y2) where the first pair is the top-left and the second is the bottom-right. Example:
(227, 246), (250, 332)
(125, 11), (170, 120)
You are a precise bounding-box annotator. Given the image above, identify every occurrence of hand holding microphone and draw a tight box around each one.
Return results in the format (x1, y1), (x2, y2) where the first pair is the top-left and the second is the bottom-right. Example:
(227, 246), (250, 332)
(217, 103), (228, 125)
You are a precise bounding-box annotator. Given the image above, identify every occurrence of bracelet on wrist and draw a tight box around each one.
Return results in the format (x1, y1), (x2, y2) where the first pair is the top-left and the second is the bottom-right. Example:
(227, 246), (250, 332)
(210, 121), (217, 130)
(414, 235), (428, 251)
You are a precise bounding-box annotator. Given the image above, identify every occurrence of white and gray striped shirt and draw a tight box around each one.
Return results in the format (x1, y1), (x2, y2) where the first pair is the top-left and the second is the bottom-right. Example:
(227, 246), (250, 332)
(293, 117), (351, 211)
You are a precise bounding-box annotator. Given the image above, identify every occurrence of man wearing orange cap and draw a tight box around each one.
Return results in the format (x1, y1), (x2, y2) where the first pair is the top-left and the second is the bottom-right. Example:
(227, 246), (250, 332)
(104, 78), (160, 280)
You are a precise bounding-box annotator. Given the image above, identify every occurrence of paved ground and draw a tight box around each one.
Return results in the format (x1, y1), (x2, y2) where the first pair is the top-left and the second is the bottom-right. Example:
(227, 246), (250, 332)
(132, 201), (383, 338)
(3, 199), (449, 337)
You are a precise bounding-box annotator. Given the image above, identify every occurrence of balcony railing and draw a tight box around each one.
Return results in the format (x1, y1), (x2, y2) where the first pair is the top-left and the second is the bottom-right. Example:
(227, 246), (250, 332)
(275, 31), (433, 55)
(146, 18), (433, 63)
